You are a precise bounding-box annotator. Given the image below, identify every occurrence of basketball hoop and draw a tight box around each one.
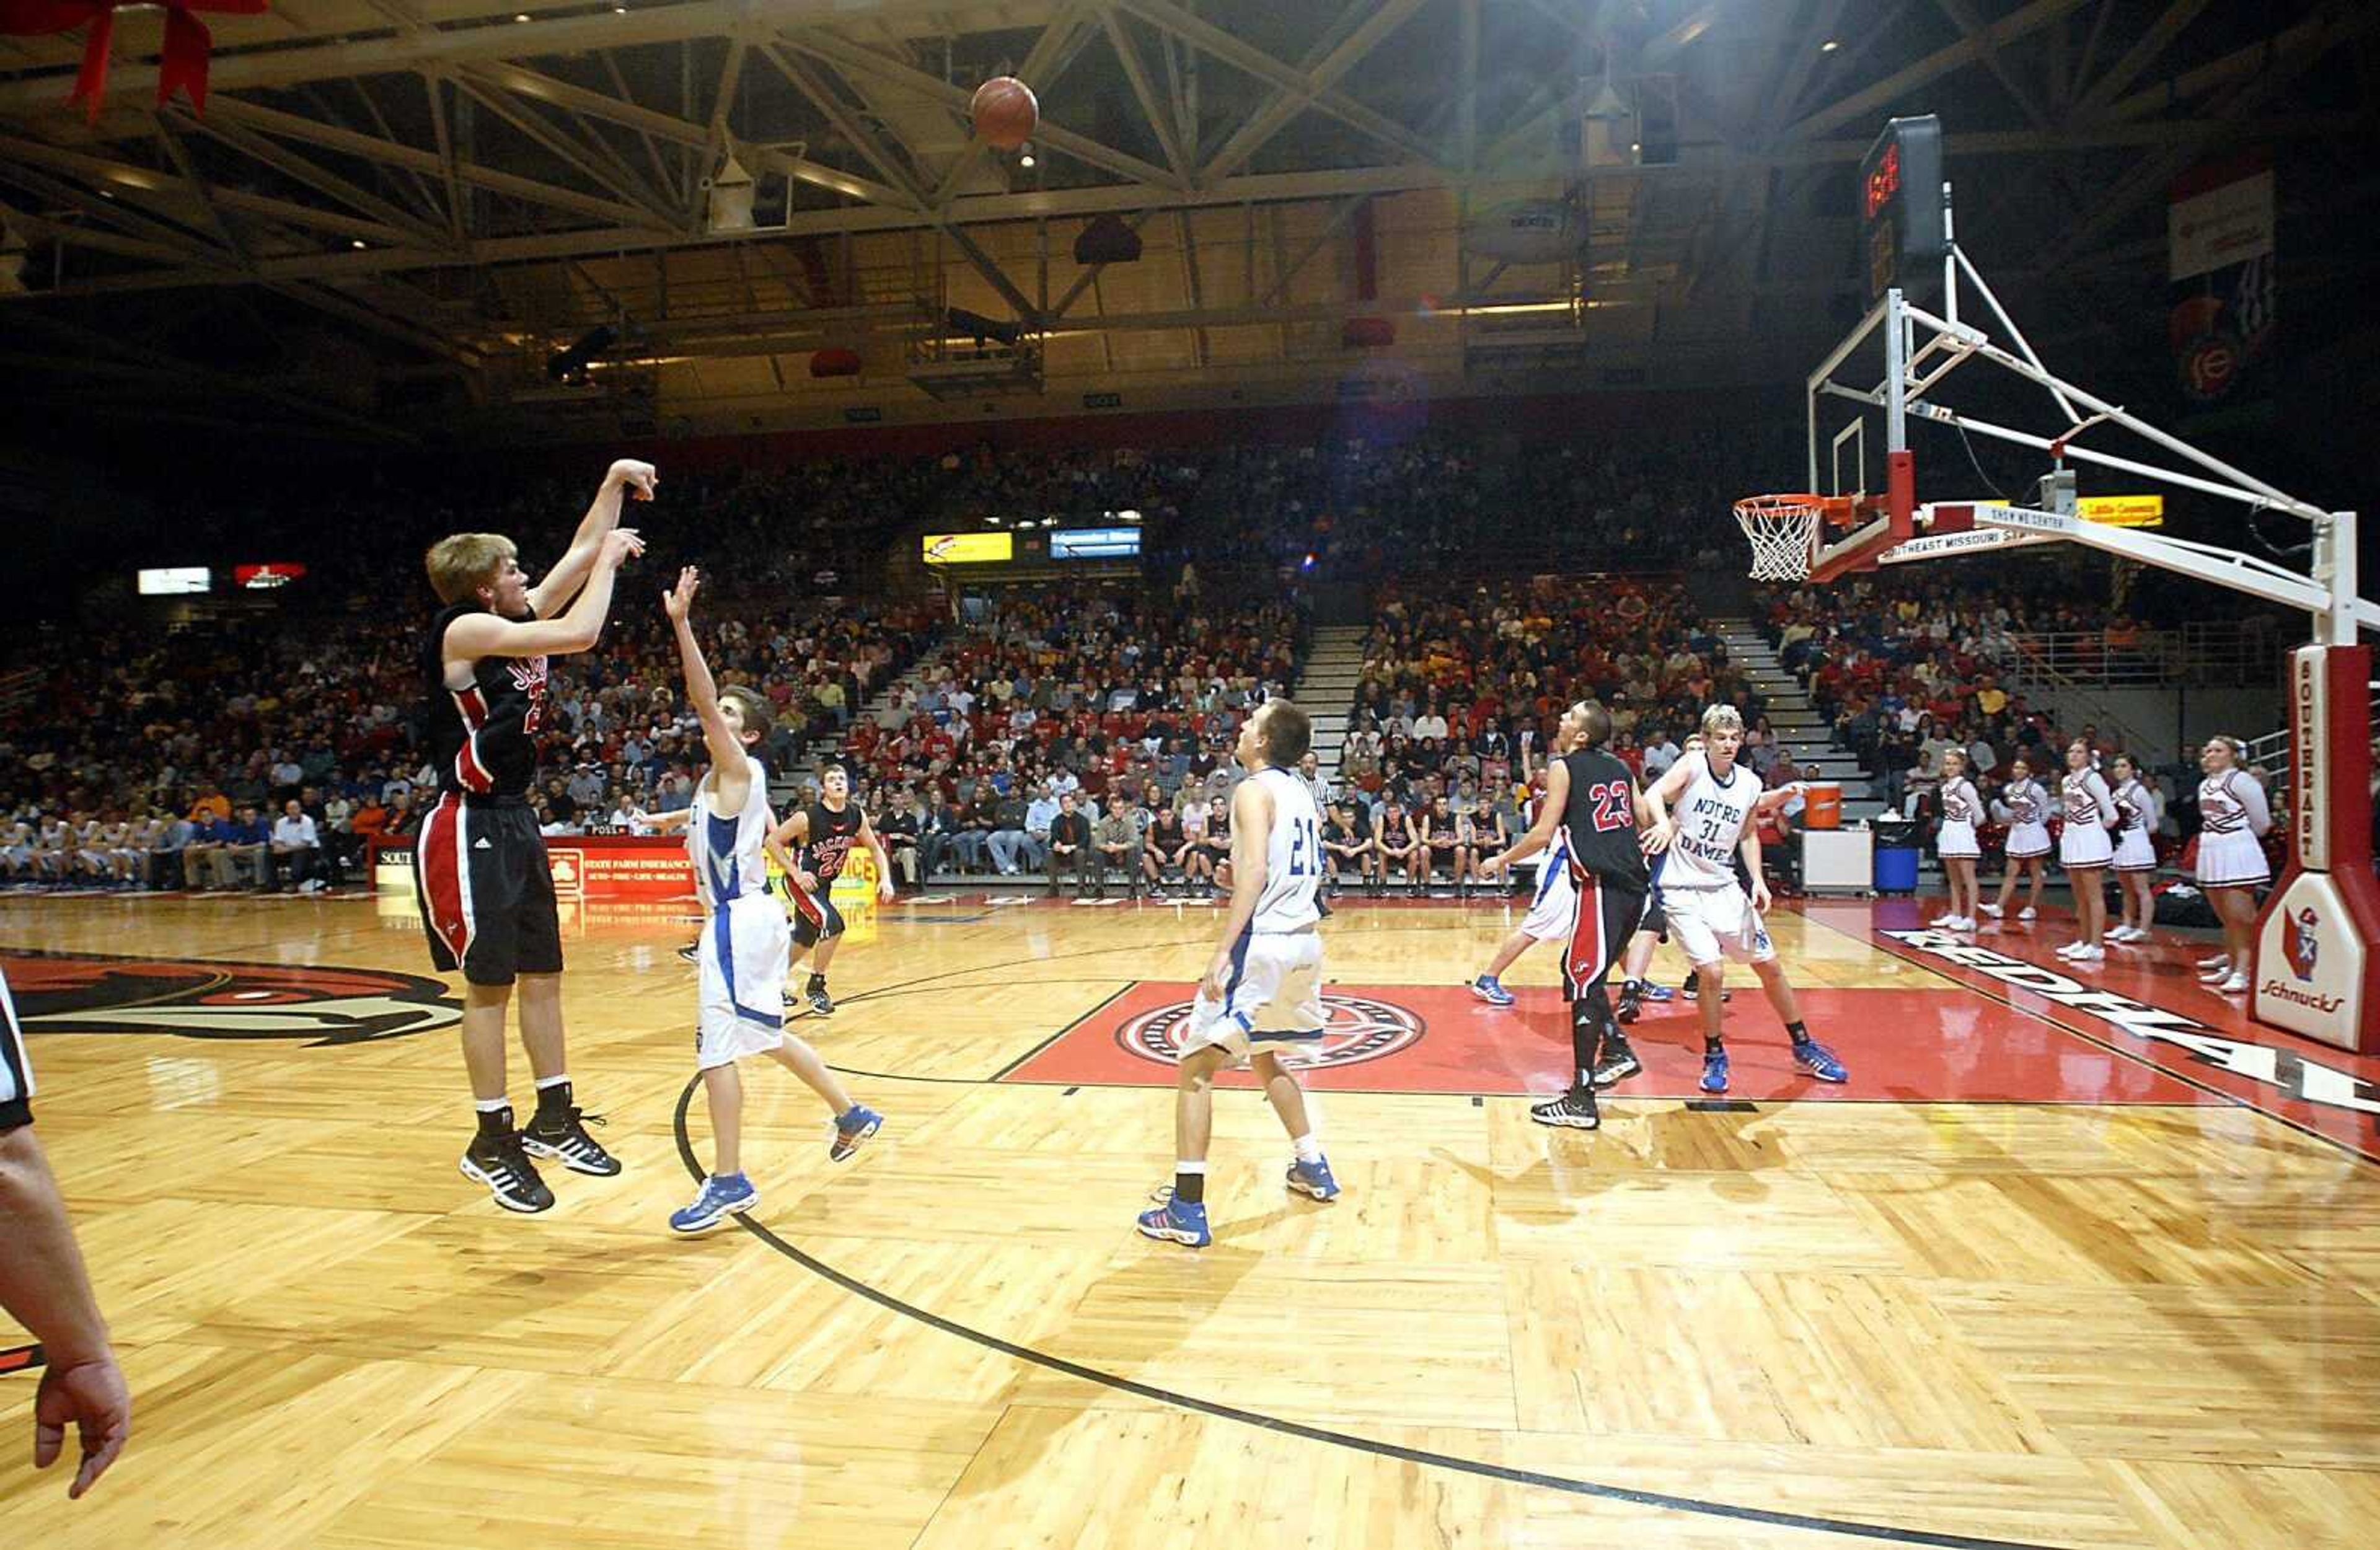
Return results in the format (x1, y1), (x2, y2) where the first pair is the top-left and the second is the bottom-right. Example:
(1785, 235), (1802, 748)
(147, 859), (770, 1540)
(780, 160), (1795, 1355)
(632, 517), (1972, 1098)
(1734, 493), (1830, 582)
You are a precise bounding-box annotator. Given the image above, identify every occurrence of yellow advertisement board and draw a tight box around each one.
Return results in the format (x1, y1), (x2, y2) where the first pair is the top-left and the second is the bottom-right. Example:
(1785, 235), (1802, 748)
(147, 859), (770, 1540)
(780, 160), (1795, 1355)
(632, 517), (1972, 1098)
(922, 531), (1015, 565)
(2078, 495), (2164, 528)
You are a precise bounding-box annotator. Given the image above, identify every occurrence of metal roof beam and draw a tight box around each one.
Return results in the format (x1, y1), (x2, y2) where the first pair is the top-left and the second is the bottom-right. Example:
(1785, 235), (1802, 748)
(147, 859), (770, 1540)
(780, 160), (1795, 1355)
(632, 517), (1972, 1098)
(2073, 0), (2215, 116)
(1117, 0), (1442, 167)
(1099, 8), (1189, 181)
(1784, 0), (2090, 142)
(781, 27), (1183, 192)
(174, 105), (455, 250)
(0, 1), (1028, 113)
(206, 95), (672, 230)
(1198, 0), (1435, 183)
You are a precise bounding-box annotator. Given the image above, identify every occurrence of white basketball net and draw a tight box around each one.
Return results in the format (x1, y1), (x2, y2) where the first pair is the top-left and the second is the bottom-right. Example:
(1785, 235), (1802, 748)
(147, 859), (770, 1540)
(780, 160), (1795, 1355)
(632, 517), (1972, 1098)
(1734, 495), (1825, 582)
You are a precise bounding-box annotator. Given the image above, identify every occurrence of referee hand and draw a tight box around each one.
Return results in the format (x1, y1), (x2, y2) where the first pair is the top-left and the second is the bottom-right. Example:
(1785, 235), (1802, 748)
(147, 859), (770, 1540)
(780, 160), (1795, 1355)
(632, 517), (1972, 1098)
(33, 1353), (130, 1499)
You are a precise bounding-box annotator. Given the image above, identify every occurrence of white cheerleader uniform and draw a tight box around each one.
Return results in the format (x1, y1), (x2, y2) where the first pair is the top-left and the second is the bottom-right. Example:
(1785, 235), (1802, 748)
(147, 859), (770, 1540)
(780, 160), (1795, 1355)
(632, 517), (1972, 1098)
(2111, 777), (2159, 873)
(1997, 778), (2052, 859)
(2193, 769), (2272, 888)
(2059, 769), (2116, 868)
(1936, 777), (1981, 860)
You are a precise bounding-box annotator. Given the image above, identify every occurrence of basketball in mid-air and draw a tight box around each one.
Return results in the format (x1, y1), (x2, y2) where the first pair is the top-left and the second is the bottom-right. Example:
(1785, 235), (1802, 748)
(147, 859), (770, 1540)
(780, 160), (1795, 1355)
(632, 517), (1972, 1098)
(971, 76), (1038, 150)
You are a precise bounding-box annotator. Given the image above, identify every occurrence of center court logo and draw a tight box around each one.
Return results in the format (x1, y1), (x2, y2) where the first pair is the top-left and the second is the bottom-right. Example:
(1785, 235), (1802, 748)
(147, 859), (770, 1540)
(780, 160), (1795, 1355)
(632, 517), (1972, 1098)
(1117, 991), (1426, 1071)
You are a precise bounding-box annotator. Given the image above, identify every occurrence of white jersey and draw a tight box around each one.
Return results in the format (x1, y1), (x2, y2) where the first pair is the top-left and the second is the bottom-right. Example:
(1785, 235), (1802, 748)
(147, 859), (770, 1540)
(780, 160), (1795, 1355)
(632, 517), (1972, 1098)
(1939, 778), (1981, 826)
(2197, 770), (2270, 837)
(1662, 752), (1758, 891)
(688, 755), (774, 908)
(2062, 769), (2115, 829)
(2112, 778), (2159, 836)
(1249, 765), (1322, 933)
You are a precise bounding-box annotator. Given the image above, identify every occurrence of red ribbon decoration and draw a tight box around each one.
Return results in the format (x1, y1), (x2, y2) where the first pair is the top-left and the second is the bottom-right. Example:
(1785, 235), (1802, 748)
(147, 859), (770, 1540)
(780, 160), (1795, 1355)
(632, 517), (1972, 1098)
(0, 0), (270, 120)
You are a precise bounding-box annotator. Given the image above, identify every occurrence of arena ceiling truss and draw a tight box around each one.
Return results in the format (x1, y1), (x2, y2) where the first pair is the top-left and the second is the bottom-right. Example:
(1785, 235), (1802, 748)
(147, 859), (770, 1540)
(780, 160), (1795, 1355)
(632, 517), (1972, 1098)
(0, 0), (2371, 439)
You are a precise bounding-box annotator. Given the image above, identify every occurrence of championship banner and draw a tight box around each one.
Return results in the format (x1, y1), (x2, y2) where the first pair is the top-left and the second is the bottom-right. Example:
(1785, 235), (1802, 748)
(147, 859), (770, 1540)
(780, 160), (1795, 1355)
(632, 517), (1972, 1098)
(2167, 154), (2274, 410)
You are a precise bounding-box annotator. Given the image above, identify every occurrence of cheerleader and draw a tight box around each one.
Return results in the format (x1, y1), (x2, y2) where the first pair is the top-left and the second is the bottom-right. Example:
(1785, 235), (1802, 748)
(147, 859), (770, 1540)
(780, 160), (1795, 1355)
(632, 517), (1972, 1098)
(1981, 756), (2051, 922)
(2107, 754), (2162, 945)
(2056, 739), (2117, 962)
(1931, 748), (1982, 930)
(2192, 737), (2272, 995)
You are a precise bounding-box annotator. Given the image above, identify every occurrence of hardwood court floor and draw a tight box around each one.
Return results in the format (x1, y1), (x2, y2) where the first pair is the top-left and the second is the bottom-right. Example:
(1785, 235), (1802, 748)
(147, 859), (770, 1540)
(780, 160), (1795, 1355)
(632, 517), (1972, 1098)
(3, 889), (2377, 1548)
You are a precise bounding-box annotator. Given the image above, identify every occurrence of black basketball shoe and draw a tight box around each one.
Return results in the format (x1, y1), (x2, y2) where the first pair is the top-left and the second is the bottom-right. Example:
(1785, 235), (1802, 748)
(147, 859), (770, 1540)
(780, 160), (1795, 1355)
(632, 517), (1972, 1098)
(521, 1106), (622, 1176)
(1529, 1089), (1601, 1130)
(461, 1130), (556, 1213)
(1615, 981), (1644, 1024)
(1591, 1033), (1644, 1087)
(806, 975), (835, 1017)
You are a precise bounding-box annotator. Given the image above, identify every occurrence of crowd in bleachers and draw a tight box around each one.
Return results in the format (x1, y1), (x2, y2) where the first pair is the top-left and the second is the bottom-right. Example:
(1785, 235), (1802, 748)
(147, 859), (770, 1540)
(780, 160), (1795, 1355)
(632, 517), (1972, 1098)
(784, 583), (1310, 897)
(19, 420), (2303, 900)
(1, 459), (945, 891)
(1280, 576), (1805, 896)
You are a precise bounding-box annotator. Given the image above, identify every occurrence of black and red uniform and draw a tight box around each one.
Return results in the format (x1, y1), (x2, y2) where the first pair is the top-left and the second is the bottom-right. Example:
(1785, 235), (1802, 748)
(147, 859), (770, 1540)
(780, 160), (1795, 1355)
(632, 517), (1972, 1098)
(412, 602), (563, 985)
(788, 799), (864, 948)
(1558, 746), (1649, 1002)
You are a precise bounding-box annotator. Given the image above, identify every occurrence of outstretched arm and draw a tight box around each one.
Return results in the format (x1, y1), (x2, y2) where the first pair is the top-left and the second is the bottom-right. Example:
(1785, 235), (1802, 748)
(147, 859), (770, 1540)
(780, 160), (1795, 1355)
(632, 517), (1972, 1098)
(530, 460), (656, 617)
(663, 568), (747, 812)
(446, 527), (642, 665)
(1478, 761), (1569, 876)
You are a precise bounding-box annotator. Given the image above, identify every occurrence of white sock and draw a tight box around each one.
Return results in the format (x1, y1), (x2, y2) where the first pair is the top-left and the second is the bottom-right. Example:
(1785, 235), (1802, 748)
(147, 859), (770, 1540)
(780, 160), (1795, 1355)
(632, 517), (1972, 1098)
(473, 1097), (509, 1114)
(534, 1073), (570, 1091)
(1292, 1134), (1323, 1164)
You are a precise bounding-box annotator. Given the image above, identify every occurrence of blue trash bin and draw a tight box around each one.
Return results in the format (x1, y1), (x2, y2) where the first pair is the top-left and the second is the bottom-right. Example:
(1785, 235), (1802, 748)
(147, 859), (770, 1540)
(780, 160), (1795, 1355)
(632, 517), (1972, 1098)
(1874, 845), (1920, 894)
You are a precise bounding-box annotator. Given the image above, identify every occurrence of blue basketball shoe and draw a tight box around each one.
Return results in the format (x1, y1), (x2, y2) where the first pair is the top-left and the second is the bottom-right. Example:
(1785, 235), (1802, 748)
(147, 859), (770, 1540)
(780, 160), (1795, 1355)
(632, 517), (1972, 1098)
(670, 1171), (759, 1234)
(829, 1104), (882, 1163)
(1699, 1047), (1730, 1094)
(1792, 1037), (1849, 1083)
(1136, 1189), (1211, 1247)
(1469, 974), (1515, 1007)
(1286, 1156), (1341, 1201)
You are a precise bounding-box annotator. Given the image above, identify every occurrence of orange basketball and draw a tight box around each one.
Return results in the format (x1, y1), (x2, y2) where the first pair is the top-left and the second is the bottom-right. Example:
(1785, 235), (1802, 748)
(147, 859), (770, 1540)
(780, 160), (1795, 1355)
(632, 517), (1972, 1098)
(971, 76), (1038, 151)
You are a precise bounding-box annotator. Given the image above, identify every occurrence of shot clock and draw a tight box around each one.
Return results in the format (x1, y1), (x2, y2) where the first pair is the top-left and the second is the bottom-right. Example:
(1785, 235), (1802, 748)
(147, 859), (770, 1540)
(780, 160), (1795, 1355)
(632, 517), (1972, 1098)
(1859, 115), (1946, 299)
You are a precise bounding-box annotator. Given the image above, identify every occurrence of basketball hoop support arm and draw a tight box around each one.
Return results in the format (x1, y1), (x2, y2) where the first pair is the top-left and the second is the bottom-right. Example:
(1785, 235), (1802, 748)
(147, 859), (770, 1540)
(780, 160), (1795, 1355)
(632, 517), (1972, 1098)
(1966, 505), (2374, 640)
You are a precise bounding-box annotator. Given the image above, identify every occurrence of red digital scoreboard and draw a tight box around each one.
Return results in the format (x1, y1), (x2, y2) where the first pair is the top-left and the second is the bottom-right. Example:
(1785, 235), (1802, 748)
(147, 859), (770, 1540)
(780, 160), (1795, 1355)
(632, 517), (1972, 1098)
(1859, 115), (1945, 299)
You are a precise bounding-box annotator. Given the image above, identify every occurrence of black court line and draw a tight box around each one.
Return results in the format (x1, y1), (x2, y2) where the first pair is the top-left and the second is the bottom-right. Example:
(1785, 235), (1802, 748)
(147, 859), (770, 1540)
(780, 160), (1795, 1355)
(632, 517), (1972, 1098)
(1854, 931), (2380, 1170)
(987, 982), (1137, 1082)
(670, 1081), (2056, 1550)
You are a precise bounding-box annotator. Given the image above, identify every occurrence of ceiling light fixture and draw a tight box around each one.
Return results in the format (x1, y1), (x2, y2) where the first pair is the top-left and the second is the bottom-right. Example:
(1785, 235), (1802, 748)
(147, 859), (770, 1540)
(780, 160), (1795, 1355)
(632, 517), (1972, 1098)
(1821, 39), (1840, 53)
(350, 239), (367, 249)
(1016, 140), (1036, 169)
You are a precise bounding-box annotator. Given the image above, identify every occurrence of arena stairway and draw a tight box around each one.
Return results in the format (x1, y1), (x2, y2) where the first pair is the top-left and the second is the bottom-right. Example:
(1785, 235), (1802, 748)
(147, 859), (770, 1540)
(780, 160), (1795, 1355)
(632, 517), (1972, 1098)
(1709, 618), (1887, 825)
(769, 640), (950, 808)
(1294, 625), (1368, 781)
